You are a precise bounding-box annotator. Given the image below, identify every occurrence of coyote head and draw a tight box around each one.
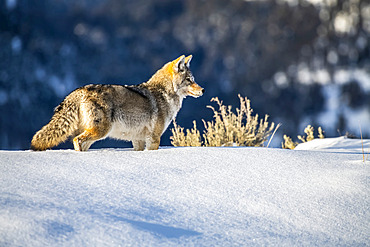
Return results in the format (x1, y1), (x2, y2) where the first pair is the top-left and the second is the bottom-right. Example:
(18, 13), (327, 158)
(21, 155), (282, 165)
(167, 55), (204, 98)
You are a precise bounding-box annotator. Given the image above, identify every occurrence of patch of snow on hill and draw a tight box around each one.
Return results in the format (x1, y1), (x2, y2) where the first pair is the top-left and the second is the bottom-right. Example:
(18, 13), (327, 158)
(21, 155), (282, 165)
(296, 136), (370, 154)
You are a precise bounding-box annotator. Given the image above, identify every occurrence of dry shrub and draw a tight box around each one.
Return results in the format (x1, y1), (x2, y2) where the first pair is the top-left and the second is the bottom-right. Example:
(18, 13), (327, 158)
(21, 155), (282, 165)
(171, 95), (276, 147)
(282, 135), (298, 150)
(282, 125), (325, 149)
(171, 120), (202, 147)
(318, 127), (325, 139)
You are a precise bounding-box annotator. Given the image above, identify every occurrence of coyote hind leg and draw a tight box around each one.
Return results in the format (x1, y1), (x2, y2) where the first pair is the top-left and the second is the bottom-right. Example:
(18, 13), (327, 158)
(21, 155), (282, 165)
(73, 127), (109, 151)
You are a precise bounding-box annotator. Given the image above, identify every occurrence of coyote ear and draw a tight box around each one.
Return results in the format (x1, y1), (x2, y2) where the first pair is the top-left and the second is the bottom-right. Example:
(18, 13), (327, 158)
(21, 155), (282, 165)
(185, 55), (192, 68)
(173, 55), (186, 73)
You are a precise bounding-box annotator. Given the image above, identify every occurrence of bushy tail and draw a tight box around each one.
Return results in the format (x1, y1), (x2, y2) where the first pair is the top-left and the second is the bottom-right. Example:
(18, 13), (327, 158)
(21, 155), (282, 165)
(31, 99), (79, 151)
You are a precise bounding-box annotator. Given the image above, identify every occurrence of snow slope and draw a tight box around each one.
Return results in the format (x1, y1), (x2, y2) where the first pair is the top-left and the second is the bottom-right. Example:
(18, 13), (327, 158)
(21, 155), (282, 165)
(296, 136), (370, 154)
(0, 138), (369, 246)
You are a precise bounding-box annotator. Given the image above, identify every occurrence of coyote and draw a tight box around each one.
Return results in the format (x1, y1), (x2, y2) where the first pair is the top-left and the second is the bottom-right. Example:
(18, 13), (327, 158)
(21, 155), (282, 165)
(31, 55), (204, 151)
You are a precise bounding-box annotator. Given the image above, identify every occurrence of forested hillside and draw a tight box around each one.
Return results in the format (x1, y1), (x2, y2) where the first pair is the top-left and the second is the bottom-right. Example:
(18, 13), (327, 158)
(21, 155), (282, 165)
(1, 0), (369, 149)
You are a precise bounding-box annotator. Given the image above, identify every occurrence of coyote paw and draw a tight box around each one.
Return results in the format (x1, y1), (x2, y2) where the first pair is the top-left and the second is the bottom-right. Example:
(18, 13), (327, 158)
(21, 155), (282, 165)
(73, 137), (82, 151)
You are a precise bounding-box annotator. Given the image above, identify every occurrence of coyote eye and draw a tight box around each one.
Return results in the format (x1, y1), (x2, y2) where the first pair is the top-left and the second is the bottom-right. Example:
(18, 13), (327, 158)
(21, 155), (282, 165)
(181, 77), (191, 87)
(185, 75), (194, 82)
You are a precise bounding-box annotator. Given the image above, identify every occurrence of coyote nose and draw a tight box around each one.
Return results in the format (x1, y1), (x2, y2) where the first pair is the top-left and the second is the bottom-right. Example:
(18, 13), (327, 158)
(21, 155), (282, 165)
(202, 88), (205, 94)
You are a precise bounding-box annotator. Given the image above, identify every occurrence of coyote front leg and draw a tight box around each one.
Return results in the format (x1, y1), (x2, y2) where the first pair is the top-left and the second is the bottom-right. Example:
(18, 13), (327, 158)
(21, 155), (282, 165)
(132, 140), (145, 151)
(145, 135), (161, 151)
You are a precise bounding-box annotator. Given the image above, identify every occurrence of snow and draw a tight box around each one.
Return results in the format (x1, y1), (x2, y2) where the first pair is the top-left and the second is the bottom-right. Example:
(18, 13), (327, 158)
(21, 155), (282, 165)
(0, 138), (369, 246)
(334, 68), (370, 93)
(296, 136), (370, 154)
(6, 0), (17, 10)
(316, 69), (370, 137)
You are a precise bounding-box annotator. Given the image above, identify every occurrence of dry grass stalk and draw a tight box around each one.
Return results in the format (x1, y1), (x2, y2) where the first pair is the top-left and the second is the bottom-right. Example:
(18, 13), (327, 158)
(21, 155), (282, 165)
(318, 127), (325, 139)
(359, 123), (365, 163)
(267, 123), (282, 148)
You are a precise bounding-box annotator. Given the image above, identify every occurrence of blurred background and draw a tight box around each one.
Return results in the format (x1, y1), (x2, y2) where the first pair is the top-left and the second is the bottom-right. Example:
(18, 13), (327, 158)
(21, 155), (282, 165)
(1, 0), (369, 150)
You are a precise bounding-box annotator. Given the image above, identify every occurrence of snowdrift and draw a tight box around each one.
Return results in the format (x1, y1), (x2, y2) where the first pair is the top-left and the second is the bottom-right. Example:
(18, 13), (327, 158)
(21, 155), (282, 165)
(0, 137), (369, 246)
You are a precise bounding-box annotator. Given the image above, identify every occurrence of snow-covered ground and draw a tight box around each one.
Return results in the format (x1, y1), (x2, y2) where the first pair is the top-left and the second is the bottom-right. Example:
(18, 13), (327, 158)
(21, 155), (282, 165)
(296, 136), (370, 154)
(0, 137), (369, 246)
